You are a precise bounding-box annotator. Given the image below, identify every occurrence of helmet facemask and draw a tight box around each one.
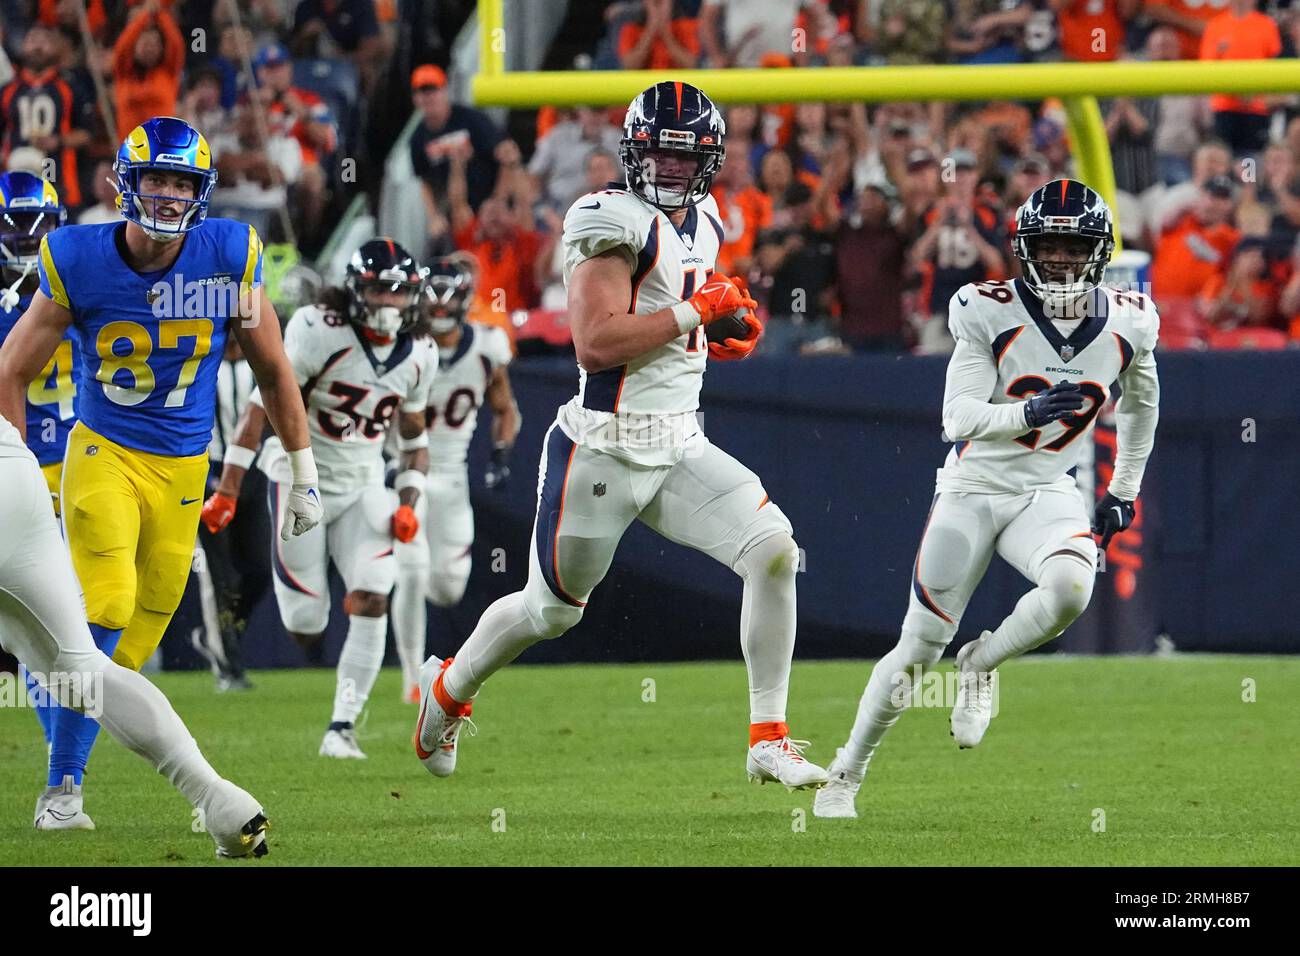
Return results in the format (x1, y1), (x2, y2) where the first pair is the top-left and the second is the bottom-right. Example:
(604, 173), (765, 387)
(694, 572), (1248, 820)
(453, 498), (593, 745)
(1015, 231), (1113, 311)
(349, 271), (423, 339)
(621, 142), (724, 211)
(116, 165), (214, 241)
(0, 208), (60, 287)
(423, 274), (472, 335)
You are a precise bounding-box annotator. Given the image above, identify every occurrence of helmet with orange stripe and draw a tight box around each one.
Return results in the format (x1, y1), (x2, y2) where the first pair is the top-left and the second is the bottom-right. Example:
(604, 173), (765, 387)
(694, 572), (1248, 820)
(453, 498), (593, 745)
(344, 238), (427, 339)
(619, 81), (726, 211)
(1013, 178), (1115, 307)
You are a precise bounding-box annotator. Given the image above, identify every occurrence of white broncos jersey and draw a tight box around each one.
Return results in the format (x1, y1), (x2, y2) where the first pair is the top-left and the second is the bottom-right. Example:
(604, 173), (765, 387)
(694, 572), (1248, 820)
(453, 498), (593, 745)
(426, 321), (513, 470)
(559, 186), (726, 466)
(939, 279), (1161, 497)
(259, 305), (438, 498)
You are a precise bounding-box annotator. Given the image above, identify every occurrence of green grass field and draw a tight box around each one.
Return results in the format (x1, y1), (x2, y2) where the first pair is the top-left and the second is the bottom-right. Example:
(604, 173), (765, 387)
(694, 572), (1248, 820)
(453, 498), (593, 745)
(0, 656), (1295, 866)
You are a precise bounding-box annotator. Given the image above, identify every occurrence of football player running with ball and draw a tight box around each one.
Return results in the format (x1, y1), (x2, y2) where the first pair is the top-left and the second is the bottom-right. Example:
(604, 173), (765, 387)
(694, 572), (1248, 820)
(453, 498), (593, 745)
(414, 82), (828, 791)
(206, 239), (438, 760)
(391, 254), (519, 703)
(816, 180), (1160, 819)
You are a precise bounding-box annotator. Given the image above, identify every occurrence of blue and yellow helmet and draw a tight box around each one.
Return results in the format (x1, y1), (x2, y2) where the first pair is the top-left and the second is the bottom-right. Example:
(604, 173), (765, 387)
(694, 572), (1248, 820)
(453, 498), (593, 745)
(114, 116), (218, 240)
(0, 171), (65, 279)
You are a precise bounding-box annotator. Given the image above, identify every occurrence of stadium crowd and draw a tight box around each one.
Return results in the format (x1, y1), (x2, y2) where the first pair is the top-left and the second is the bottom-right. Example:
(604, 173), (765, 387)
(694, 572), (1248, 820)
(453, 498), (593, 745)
(4, 0), (1300, 353)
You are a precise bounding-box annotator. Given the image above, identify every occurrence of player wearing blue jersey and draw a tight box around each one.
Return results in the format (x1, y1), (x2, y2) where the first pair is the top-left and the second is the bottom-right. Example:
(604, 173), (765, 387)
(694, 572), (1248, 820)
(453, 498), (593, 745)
(0, 172), (76, 498)
(0, 116), (321, 833)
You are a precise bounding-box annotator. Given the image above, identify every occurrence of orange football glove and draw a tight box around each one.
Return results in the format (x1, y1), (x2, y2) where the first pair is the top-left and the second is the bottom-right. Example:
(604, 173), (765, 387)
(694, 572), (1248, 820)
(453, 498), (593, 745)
(687, 274), (758, 325)
(201, 492), (237, 534)
(392, 504), (420, 543)
(708, 310), (764, 361)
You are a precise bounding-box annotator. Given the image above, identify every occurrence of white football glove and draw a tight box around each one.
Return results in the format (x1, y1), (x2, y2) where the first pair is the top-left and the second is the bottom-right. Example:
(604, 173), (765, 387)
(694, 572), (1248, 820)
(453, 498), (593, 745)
(281, 483), (323, 540)
(281, 446), (324, 539)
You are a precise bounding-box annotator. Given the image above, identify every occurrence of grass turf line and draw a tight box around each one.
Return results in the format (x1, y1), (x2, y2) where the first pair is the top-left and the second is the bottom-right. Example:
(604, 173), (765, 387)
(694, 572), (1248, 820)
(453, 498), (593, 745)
(0, 656), (1295, 866)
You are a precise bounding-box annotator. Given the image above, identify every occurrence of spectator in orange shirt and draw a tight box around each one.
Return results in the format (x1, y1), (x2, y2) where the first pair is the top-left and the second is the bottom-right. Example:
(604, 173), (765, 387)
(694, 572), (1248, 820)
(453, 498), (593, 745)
(711, 152), (772, 276)
(1056, 0), (1139, 62)
(1198, 237), (1281, 331)
(113, 0), (184, 141)
(1146, 0), (1231, 60)
(1198, 0), (1281, 157)
(1151, 175), (1241, 323)
(448, 139), (546, 316)
(619, 0), (700, 69)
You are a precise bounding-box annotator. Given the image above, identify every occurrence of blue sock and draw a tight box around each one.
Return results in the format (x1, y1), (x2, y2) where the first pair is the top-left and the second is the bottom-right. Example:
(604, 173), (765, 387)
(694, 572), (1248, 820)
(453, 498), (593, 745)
(23, 665), (54, 745)
(47, 623), (121, 788)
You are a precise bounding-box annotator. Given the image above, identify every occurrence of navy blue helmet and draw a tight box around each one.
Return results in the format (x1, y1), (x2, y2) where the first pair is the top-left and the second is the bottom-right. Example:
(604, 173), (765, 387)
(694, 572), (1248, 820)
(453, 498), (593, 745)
(619, 81), (725, 211)
(1013, 179), (1115, 303)
(345, 237), (426, 338)
(422, 253), (476, 335)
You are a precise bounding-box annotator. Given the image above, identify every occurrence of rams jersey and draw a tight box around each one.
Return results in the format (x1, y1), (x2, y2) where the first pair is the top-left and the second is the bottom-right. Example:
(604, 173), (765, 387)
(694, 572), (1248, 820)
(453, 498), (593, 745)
(560, 187), (725, 465)
(37, 218), (263, 457)
(939, 278), (1160, 495)
(0, 292), (78, 465)
(264, 305), (438, 498)
(426, 321), (513, 470)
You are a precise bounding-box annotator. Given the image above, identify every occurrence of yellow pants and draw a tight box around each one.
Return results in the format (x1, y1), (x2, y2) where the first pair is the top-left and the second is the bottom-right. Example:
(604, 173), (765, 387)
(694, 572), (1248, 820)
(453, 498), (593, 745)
(61, 422), (209, 671)
(40, 461), (63, 517)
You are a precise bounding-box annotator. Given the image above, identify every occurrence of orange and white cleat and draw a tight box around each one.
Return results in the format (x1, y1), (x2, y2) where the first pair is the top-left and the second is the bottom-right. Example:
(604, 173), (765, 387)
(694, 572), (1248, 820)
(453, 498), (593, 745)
(747, 734), (828, 791)
(413, 657), (475, 778)
(403, 683), (421, 705)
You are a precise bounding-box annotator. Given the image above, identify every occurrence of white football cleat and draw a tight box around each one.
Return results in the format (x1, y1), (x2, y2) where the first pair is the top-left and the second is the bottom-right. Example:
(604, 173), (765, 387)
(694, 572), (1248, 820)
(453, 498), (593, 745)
(813, 748), (864, 819)
(34, 775), (95, 831)
(402, 683), (420, 705)
(200, 779), (269, 859)
(413, 656), (475, 778)
(319, 727), (367, 759)
(747, 736), (829, 791)
(951, 633), (997, 749)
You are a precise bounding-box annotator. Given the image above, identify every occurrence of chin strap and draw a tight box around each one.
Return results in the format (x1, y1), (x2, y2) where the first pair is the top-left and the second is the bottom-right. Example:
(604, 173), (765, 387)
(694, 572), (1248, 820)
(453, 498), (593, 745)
(360, 325), (395, 346)
(0, 261), (33, 311)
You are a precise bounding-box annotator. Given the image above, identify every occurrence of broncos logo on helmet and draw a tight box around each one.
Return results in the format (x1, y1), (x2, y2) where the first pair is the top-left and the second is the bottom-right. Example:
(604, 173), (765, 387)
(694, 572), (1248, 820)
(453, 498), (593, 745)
(1013, 179), (1115, 307)
(619, 81), (726, 211)
(114, 116), (218, 241)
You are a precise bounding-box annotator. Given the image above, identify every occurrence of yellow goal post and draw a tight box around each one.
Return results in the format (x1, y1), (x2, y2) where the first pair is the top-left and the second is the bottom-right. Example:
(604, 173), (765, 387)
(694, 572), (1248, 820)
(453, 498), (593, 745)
(470, 0), (1300, 241)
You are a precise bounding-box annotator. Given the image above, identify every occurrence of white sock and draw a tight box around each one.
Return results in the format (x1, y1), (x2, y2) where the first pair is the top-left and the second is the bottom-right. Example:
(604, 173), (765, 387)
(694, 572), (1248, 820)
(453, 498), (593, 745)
(331, 615), (388, 724)
(391, 568), (427, 690)
(736, 534), (798, 724)
(94, 661), (221, 807)
(969, 557), (1094, 672)
(443, 591), (545, 703)
(843, 633), (945, 777)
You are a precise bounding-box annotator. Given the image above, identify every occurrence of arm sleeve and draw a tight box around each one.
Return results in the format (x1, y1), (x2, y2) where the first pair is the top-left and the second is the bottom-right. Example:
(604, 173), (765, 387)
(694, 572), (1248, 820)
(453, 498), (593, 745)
(488, 325), (515, 368)
(37, 233), (71, 310)
(941, 337), (1034, 442)
(240, 224), (264, 291)
(562, 198), (641, 278)
(402, 349), (436, 413)
(1109, 301), (1161, 500)
(281, 308), (322, 386)
(1109, 349), (1160, 500)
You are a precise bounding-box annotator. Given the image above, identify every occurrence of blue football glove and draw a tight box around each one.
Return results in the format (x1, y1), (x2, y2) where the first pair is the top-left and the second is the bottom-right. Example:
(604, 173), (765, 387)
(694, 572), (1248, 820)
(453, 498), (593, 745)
(1092, 493), (1135, 549)
(1024, 381), (1085, 428)
(484, 445), (511, 490)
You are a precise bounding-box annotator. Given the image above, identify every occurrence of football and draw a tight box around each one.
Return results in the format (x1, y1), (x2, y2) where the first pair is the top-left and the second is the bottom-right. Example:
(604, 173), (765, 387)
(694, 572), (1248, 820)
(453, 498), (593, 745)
(705, 307), (753, 344)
